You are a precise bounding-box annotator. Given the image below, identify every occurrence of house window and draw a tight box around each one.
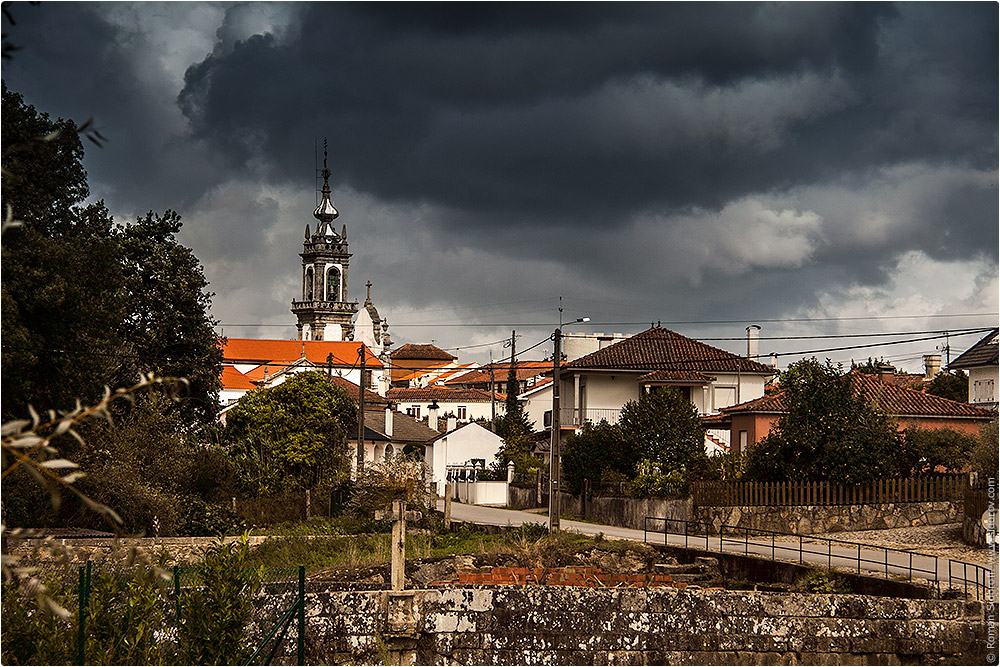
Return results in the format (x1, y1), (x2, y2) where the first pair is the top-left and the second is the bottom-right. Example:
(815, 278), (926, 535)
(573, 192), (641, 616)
(457, 406), (467, 420)
(384, 444), (394, 460)
(407, 406), (420, 420)
(739, 430), (748, 454)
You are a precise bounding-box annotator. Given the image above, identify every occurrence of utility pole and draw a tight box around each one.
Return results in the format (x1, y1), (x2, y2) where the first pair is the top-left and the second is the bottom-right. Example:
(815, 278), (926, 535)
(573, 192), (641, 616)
(489, 351), (496, 431)
(356, 345), (366, 479)
(549, 327), (561, 533)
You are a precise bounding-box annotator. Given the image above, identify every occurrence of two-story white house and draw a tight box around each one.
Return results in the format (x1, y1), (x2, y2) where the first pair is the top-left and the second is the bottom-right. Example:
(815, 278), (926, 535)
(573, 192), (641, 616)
(551, 326), (777, 452)
(950, 328), (999, 410)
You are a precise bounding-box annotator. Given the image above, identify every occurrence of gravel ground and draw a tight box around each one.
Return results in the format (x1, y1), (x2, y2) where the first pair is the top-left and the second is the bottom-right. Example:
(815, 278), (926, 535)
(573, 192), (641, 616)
(804, 523), (997, 567)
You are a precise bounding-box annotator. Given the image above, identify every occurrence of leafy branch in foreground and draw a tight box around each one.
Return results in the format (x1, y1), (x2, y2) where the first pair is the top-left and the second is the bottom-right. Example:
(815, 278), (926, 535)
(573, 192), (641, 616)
(1, 374), (186, 616)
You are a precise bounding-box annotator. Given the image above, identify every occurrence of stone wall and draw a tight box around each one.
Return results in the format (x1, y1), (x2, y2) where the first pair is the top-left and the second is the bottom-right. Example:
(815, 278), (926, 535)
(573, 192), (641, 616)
(694, 500), (963, 535)
(7, 535), (271, 565)
(963, 513), (993, 547)
(262, 586), (985, 665)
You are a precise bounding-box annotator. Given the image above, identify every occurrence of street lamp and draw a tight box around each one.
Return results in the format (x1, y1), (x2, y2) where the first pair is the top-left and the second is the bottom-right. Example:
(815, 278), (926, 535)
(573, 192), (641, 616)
(549, 316), (589, 532)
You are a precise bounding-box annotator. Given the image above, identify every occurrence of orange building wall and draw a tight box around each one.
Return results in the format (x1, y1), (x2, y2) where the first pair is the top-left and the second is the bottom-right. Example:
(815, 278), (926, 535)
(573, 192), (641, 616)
(732, 414), (990, 452)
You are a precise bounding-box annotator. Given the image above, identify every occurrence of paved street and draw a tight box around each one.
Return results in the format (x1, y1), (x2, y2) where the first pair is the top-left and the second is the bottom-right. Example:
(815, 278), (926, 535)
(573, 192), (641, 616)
(439, 500), (994, 596)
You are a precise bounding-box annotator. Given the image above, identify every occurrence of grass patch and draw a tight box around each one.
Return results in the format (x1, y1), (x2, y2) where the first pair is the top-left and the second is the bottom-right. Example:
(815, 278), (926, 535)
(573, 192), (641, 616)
(243, 518), (638, 573)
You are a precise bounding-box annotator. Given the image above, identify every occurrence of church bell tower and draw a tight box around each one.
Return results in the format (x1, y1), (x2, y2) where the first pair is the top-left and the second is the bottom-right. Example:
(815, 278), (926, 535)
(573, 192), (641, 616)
(290, 143), (358, 341)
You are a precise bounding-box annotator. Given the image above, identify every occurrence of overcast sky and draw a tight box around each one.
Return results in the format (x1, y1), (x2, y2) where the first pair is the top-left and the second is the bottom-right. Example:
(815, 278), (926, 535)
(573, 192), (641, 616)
(4, 2), (997, 370)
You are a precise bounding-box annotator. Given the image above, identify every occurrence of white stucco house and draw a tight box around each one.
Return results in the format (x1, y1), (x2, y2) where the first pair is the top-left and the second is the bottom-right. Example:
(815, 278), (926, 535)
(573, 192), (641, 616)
(425, 422), (505, 497)
(551, 326), (778, 453)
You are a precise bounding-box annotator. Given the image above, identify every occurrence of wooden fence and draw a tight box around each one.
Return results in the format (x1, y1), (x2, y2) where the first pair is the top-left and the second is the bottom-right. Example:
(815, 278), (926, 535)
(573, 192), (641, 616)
(964, 485), (991, 521)
(692, 473), (970, 507)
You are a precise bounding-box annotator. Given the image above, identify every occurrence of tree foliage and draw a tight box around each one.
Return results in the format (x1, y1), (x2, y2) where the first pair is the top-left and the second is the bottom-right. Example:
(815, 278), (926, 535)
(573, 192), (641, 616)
(744, 359), (904, 483)
(900, 427), (976, 475)
(924, 370), (969, 404)
(118, 210), (223, 423)
(2, 85), (222, 425)
(2, 84), (125, 418)
(969, 419), (998, 481)
(561, 420), (639, 494)
(492, 409), (540, 476)
(224, 372), (356, 495)
(618, 388), (709, 478)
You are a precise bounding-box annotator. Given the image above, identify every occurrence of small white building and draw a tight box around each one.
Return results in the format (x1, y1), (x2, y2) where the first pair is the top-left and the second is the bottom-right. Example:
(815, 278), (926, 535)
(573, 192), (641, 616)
(387, 386), (504, 423)
(425, 422), (504, 497)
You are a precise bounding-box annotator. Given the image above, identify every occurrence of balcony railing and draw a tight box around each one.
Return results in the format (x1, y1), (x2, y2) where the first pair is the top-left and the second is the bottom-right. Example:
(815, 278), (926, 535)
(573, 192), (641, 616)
(544, 407), (621, 428)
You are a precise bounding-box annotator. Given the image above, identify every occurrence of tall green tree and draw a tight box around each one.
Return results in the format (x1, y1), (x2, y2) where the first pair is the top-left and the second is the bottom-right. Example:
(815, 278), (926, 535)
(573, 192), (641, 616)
(745, 358), (904, 483)
(224, 372), (357, 495)
(924, 370), (969, 404)
(618, 388), (709, 477)
(2, 84), (125, 418)
(2, 85), (222, 425)
(561, 420), (639, 494)
(118, 210), (223, 423)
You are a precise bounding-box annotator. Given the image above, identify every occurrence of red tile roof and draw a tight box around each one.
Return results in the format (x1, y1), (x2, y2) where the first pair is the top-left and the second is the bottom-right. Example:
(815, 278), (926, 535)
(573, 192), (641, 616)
(446, 361), (553, 386)
(721, 374), (995, 420)
(951, 328), (999, 369)
(221, 338), (382, 368)
(638, 370), (717, 383)
(221, 365), (256, 391)
(390, 343), (456, 361)
(566, 327), (777, 374)
(329, 376), (389, 406)
(387, 387), (504, 403)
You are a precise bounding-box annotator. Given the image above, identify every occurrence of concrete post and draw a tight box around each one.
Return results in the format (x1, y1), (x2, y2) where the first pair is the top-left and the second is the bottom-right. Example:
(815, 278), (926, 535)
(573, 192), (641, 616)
(391, 501), (405, 591)
(444, 483), (453, 530)
(305, 489), (311, 519)
(507, 461), (515, 483)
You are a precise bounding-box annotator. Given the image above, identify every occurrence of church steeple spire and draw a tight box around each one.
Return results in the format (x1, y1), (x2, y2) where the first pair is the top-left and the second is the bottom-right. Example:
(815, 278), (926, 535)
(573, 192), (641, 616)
(313, 139), (339, 234)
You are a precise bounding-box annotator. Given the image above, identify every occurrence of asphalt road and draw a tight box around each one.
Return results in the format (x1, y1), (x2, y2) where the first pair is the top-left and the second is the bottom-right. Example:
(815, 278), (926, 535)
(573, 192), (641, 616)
(438, 500), (994, 596)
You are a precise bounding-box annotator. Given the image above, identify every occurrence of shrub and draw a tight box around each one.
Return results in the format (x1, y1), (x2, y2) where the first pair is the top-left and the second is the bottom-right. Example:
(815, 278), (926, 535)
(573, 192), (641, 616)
(629, 460), (688, 498)
(179, 498), (244, 537)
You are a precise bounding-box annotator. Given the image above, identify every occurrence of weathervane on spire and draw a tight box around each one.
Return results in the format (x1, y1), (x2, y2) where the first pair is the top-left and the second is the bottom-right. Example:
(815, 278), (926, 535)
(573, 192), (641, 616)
(313, 137), (339, 232)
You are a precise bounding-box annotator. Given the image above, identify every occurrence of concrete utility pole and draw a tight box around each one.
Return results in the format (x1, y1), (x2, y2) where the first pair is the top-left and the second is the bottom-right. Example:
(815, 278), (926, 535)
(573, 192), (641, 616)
(356, 345), (366, 479)
(549, 327), (562, 533)
(489, 352), (496, 431)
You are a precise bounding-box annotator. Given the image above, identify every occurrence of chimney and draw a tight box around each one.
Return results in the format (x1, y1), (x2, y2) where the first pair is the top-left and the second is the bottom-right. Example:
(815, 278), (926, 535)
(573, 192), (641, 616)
(384, 405), (393, 438)
(923, 354), (942, 381)
(428, 400), (440, 432)
(447, 416), (457, 432)
(746, 325), (761, 362)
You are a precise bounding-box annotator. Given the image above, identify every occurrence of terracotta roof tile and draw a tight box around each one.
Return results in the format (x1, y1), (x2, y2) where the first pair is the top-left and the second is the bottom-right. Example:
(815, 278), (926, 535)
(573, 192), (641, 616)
(328, 376), (389, 406)
(220, 365), (256, 391)
(361, 410), (439, 442)
(221, 338), (382, 368)
(638, 370), (717, 383)
(721, 374), (995, 420)
(565, 327), (776, 375)
(950, 328), (999, 369)
(387, 387), (504, 403)
(446, 361), (552, 386)
(390, 344), (456, 361)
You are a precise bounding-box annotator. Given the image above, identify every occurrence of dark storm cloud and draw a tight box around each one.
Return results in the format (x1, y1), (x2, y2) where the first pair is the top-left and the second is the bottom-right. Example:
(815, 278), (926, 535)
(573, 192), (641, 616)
(3, 2), (996, 368)
(173, 2), (995, 236)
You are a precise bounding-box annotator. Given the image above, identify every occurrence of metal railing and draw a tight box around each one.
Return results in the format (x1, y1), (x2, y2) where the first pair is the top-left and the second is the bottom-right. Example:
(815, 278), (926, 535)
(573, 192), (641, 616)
(643, 516), (994, 601)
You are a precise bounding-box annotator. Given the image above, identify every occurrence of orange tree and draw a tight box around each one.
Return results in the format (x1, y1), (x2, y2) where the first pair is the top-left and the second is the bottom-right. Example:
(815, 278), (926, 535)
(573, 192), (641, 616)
(745, 358), (903, 483)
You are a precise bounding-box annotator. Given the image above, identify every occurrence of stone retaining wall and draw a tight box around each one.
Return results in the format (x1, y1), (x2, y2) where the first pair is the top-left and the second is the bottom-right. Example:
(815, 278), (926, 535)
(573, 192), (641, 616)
(694, 500), (963, 535)
(7, 535), (270, 565)
(260, 586), (985, 665)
